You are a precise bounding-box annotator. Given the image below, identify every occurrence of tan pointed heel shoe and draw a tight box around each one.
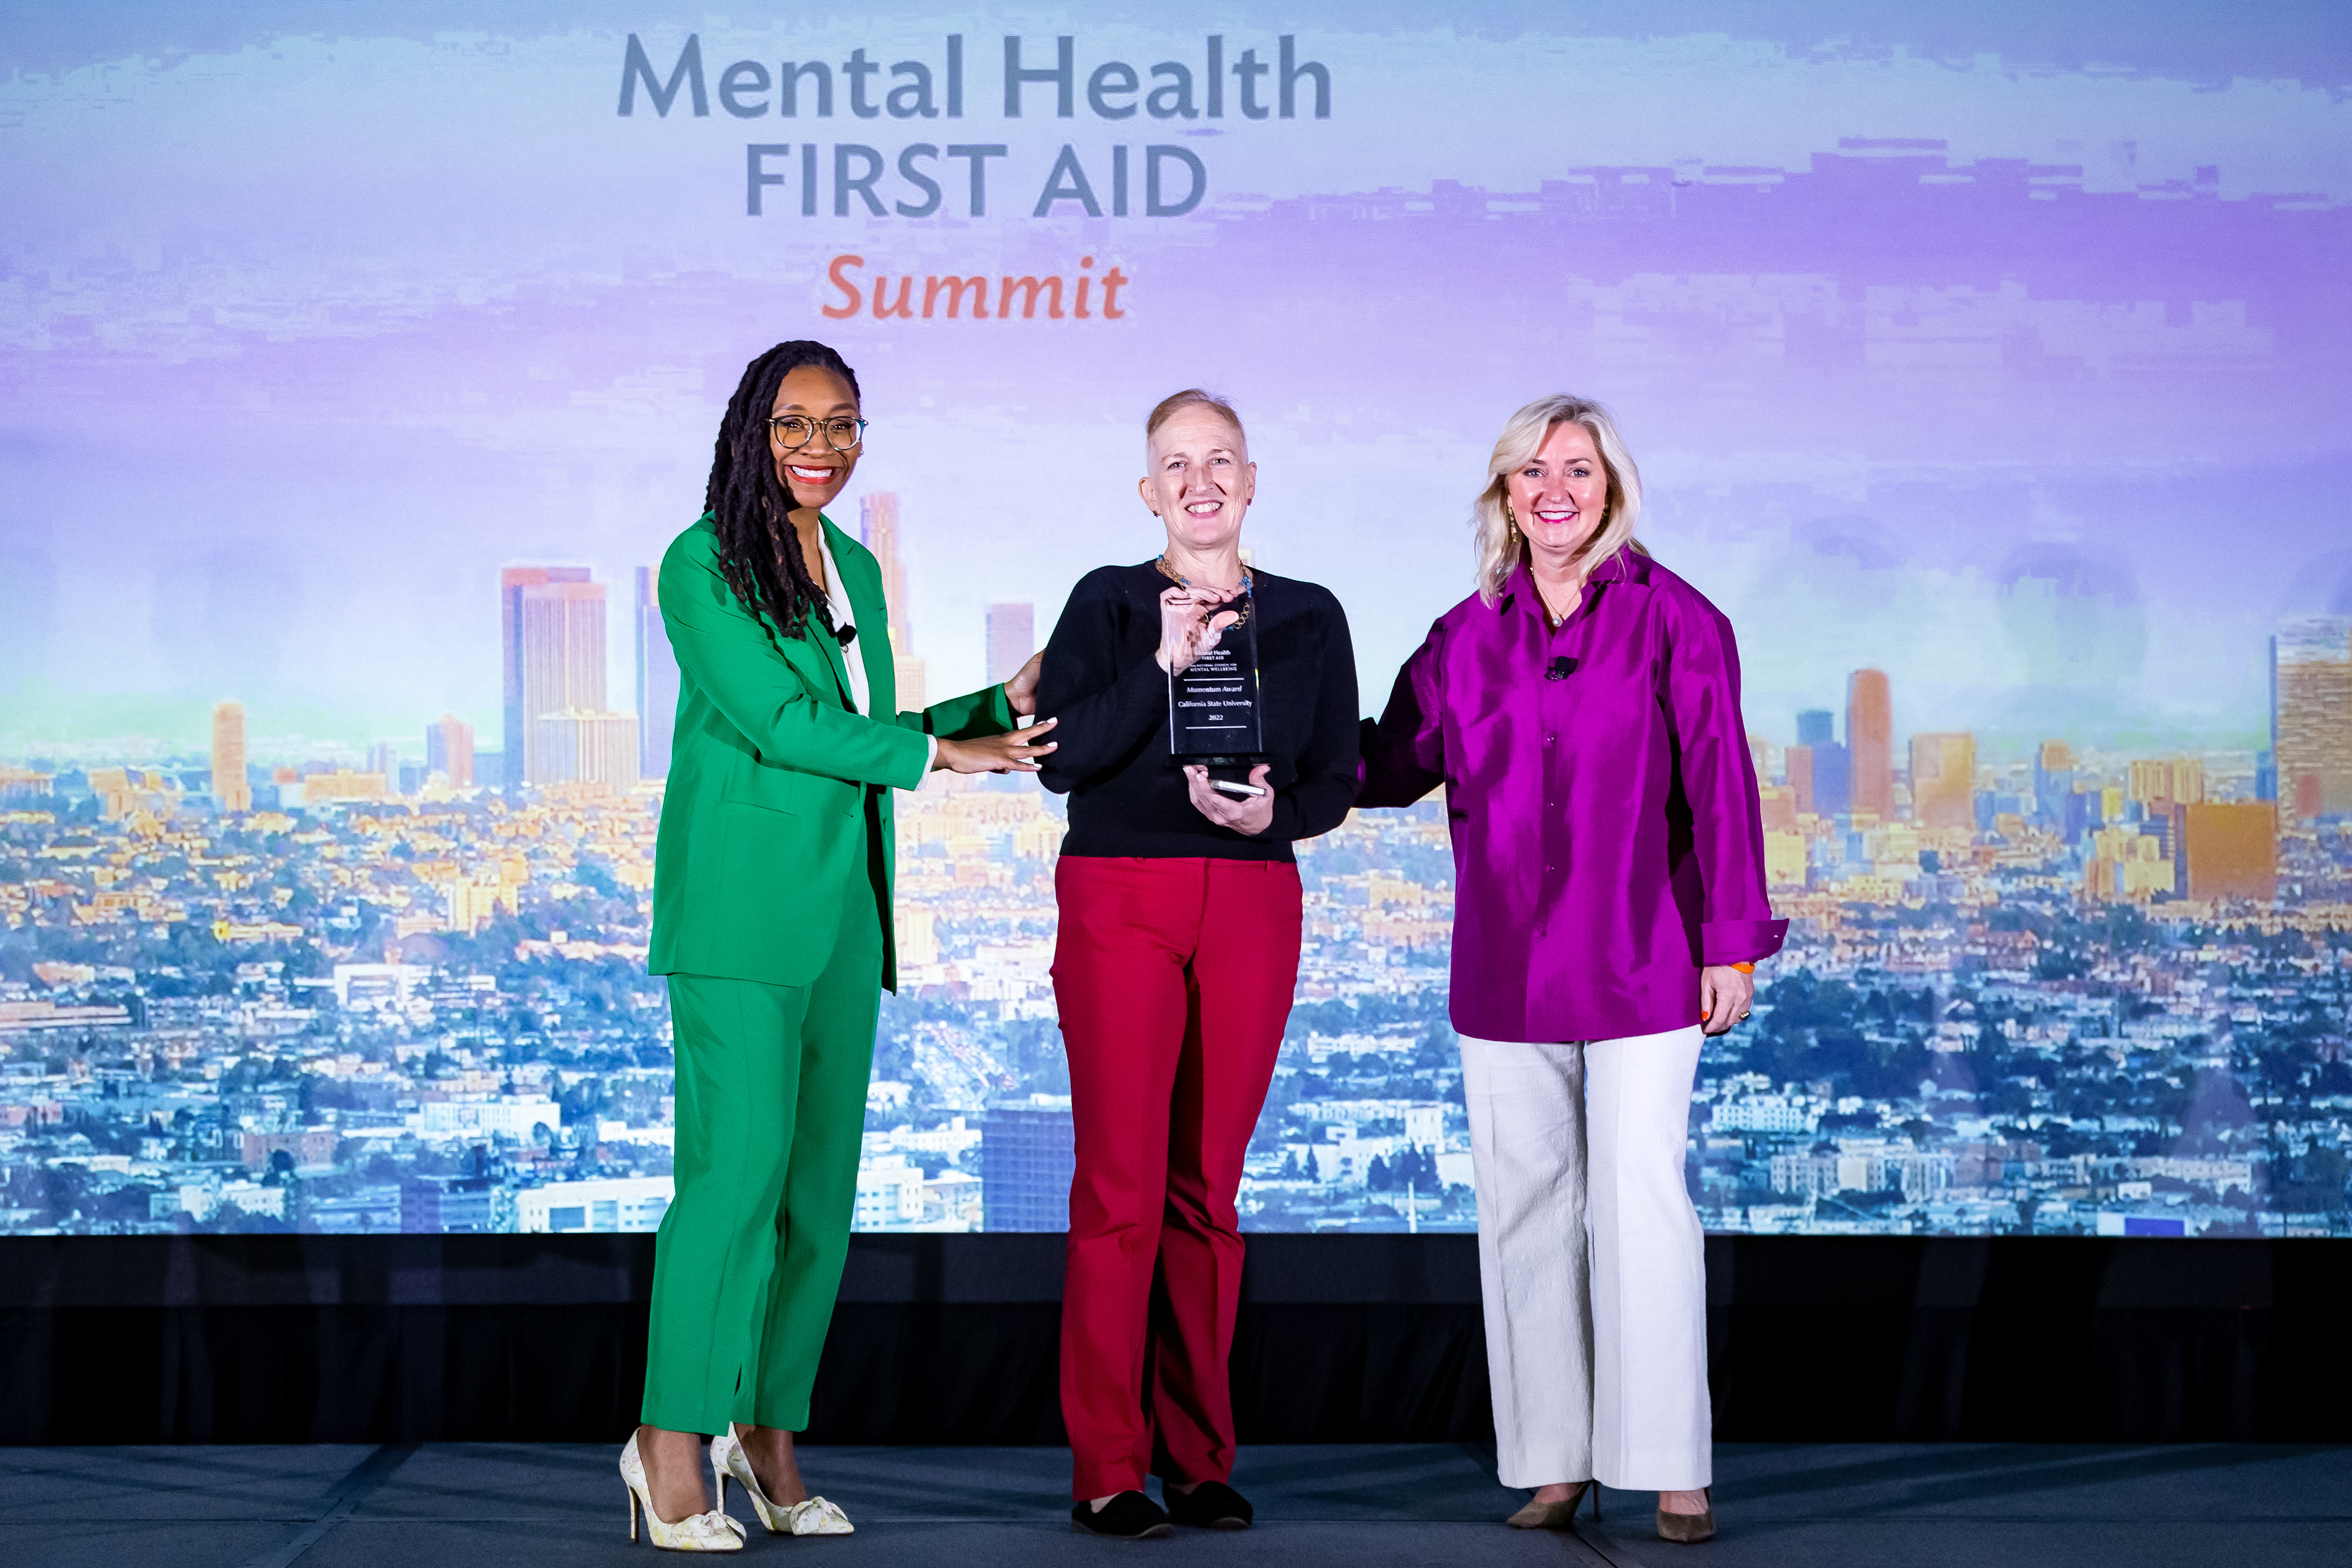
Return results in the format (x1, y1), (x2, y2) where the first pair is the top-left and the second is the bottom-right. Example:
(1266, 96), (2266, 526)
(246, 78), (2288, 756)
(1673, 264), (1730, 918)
(1506, 1480), (1598, 1529)
(1656, 1486), (1714, 1544)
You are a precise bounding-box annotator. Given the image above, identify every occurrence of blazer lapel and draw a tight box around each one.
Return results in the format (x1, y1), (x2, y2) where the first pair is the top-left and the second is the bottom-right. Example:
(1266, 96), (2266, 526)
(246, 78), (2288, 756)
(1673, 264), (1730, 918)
(795, 517), (853, 707)
(769, 625), (843, 708)
(826, 517), (898, 718)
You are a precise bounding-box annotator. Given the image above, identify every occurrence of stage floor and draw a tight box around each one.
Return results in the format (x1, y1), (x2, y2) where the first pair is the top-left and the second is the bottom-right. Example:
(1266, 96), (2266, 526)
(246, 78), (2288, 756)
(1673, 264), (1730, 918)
(7, 1440), (2347, 1567)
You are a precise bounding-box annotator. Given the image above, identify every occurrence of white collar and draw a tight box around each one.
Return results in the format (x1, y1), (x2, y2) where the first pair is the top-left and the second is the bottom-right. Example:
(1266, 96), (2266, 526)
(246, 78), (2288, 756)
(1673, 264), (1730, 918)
(813, 527), (866, 714)
(815, 530), (851, 628)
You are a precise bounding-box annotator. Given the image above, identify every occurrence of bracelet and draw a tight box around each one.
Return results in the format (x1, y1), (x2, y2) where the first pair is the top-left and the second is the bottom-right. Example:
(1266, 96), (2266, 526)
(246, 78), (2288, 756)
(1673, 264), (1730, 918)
(1731, 962), (1754, 974)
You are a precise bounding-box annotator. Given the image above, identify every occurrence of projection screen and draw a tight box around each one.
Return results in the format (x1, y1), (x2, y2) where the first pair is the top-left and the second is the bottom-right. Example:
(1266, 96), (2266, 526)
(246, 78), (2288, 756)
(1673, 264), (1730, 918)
(2, 2), (2348, 1239)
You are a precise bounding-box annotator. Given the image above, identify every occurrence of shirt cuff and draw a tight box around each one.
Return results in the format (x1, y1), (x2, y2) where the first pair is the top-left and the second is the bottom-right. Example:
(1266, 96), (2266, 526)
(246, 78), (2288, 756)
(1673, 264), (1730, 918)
(902, 734), (938, 791)
(1701, 918), (1789, 967)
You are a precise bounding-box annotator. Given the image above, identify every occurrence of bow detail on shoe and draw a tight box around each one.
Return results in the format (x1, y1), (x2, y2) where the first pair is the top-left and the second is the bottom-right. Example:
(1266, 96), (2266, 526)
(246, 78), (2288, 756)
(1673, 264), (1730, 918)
(711, 1427), (856, 1536)
(673, 1512), (749, 1550)
(780, 1497), (854, 1536)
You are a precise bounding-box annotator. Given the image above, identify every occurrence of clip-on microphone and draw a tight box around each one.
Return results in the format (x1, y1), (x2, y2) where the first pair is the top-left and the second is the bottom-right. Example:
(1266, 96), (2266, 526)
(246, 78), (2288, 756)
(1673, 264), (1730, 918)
(1545, 655), (1576, 681)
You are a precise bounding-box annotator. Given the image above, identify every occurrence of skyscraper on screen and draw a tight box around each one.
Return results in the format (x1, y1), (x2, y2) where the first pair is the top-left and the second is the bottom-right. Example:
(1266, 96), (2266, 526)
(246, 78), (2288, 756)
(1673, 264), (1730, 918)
(635, 566), (679, 779)
(1797, 707), (1849, 817)
(497, 569), (641, 790)
(2274, 617), (2352, 823)
(211, 701), (250, 813)
(981, 1097), (1075, 1231)
(1786, 744), (1815, 814)
(861, 493), (927, 709)
(2128, 757), (2205, 810)
(2034, 740), (2076, 829)
(534, 710), (640, 791)
(1846, 670), (1892, 819)
(518, 579), (610, 785)
(2173, 802), (2278, 902)
(985, 603), (1035, 687)
(501, 567), (591, 791)
(1909, 732), (1976, 830)
(426, 714), (473, 788)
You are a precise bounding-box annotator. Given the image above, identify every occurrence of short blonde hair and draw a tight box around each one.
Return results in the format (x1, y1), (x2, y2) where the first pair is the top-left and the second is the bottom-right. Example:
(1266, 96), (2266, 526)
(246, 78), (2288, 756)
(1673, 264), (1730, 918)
(1472, 394), (1644, 604)
(1145, 388), (1245, 445)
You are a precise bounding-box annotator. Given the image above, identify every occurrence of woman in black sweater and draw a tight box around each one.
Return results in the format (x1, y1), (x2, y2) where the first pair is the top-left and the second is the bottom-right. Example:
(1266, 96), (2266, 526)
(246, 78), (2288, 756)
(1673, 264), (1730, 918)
(1037, 390), (1358, 1538)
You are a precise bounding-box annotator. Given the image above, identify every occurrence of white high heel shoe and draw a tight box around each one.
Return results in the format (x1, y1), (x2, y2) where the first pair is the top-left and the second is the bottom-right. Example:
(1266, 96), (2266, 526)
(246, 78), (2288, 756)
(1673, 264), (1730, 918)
(620, 1431), (747, 1552)
(710, 1424), (855, 1536)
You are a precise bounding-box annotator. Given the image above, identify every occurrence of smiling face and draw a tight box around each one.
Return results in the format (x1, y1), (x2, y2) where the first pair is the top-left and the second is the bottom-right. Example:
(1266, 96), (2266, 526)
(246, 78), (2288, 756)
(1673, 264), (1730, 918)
(1505, 419), (1610, 562)
(1139, 405), (1255, 555)
(770, 363), (861, 513)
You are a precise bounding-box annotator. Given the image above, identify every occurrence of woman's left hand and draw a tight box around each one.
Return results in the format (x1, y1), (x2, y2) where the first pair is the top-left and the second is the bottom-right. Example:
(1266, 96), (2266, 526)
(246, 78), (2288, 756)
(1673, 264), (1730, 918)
(1003, 650), (1044, 717)
(1184, 764), (1275, 837)
(1699, 965), (1755, 1036)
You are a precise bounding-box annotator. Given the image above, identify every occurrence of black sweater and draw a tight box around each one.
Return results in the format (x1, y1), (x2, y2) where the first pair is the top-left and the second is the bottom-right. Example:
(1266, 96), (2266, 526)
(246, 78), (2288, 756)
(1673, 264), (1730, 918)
(1036, 561), (1360, 861)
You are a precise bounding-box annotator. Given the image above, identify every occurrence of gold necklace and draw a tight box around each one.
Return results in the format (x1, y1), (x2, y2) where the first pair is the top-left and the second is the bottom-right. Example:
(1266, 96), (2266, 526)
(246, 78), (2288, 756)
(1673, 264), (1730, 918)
(1154, 554), (1254, 626)
(1534, 570), (1585, 631)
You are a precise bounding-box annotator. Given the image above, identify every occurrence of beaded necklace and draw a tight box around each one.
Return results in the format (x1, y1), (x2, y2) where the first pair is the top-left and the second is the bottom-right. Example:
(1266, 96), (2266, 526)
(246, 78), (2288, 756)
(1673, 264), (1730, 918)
(1154, 554), (1255, 626)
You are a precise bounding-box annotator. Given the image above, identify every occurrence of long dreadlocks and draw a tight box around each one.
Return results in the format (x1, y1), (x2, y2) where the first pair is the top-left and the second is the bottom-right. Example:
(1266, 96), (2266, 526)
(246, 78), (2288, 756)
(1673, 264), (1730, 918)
(704, 340), (862, 651)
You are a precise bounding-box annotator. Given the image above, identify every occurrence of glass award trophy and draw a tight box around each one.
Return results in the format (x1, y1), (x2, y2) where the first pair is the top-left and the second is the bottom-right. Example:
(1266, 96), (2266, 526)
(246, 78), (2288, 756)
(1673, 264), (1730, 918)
(1168, 590), (1265, 783)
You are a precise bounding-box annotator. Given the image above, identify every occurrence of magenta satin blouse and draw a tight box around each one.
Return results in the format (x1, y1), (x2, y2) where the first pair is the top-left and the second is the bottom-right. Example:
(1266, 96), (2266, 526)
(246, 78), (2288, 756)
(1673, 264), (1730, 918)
(1359, 547), (1788, 1043)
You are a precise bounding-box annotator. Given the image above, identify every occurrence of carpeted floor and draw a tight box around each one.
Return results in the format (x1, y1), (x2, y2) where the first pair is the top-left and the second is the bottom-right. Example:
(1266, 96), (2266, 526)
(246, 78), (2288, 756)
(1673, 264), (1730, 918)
(6, 1440), (2347, 1567)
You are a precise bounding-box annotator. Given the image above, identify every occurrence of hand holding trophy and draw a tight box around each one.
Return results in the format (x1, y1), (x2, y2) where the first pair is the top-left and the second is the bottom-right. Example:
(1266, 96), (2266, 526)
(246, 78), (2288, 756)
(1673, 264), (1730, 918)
(1155, 583), (1244, 676)
(1161, 574), (1264, 805)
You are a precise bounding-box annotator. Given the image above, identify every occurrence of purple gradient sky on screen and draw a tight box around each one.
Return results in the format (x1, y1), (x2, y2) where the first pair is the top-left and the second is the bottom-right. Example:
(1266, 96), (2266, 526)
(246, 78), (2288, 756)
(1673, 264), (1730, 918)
(2, 3), (2348, 760)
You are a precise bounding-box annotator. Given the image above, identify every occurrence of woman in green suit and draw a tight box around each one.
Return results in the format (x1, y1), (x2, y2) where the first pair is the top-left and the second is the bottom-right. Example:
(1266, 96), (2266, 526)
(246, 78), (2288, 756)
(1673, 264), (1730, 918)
(619, 340), (1056, 1549)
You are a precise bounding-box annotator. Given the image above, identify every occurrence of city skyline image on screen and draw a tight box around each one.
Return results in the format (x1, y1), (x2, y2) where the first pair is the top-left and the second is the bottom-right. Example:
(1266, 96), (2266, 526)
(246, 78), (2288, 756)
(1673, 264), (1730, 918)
(1, 3), (2348, 1239)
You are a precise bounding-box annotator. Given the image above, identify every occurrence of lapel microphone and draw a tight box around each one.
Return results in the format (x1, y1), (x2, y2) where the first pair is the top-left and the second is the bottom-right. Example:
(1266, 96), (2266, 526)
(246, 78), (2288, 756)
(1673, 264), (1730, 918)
(1545, 656), (1576, 681)
(832, 621), (857, 647)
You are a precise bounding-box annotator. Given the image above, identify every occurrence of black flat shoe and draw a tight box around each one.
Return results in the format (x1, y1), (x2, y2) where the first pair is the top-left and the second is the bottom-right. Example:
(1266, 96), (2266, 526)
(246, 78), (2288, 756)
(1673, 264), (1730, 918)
(1164, 1480), (1253, 1530)
(1071, 1492), (1174, 1539)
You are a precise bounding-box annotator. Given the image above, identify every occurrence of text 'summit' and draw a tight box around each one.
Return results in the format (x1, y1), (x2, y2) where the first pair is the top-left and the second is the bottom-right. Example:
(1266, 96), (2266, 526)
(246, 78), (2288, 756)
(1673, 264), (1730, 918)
(820, 254), (1131, 323)
(617, 33), (1334, 219)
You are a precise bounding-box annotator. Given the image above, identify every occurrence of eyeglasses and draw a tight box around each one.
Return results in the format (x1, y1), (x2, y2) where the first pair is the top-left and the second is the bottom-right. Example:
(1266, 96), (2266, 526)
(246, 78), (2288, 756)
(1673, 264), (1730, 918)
(768, 415), (867, 453)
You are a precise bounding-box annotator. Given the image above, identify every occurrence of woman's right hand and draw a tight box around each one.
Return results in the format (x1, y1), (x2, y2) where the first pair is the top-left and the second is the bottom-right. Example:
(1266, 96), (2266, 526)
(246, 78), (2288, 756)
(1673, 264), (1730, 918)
(933, 717), (1057, 774)
(1156, 584), (1242, 676)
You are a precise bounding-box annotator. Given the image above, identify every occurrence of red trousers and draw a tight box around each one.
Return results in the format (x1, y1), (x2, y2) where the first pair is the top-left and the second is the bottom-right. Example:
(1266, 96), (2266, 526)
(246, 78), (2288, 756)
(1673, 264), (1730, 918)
(1053, 855), (1302, 1499)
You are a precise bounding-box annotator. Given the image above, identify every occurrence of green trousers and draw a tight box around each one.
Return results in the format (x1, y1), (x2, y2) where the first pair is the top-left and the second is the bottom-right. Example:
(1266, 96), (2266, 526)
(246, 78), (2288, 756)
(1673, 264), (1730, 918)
(641, 883), (882, 1435)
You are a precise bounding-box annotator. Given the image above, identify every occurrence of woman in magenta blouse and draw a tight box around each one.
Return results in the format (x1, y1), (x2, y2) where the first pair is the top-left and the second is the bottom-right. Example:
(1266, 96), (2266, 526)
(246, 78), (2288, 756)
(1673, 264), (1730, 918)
(1358, 394), (1786, 1546)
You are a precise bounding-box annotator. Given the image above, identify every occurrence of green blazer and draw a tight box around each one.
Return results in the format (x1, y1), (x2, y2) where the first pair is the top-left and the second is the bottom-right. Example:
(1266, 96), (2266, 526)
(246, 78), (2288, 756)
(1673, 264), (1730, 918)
(648, 511), (1014, 991)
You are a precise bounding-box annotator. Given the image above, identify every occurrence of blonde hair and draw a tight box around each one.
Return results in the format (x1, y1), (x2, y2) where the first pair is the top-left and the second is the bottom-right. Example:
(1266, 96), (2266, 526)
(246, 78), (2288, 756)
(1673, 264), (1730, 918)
(1472, 394), (1644, 604)
(1145, 387), (1245, 445)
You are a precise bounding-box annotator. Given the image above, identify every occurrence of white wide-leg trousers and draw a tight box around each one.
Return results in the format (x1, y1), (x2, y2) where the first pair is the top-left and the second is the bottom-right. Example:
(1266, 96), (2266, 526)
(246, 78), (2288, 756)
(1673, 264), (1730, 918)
(1459, 1025), (1710, 1492)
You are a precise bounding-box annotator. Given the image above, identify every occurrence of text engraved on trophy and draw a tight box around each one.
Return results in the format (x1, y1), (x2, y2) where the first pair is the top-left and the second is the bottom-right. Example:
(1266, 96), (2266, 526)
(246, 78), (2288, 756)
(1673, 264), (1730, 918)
(1168, 614), (1264, 760)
